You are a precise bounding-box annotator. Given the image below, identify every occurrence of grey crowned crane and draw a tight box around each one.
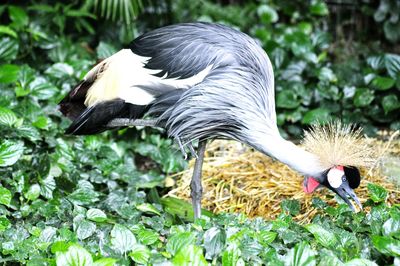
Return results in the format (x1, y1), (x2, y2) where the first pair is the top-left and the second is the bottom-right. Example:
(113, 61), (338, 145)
(59, 22), (374, 218)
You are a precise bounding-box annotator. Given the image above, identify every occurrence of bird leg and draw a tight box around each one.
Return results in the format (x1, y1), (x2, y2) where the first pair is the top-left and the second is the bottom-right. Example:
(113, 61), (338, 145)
(191, 139), (207, 219)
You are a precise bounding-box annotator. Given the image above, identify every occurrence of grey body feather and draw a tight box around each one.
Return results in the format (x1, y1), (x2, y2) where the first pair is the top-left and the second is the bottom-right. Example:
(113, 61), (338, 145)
(131, 22), (277, 149)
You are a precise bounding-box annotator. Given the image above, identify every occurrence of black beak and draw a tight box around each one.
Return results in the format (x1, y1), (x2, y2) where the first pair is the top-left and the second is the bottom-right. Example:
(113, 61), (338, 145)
(333, 178), (362, 211)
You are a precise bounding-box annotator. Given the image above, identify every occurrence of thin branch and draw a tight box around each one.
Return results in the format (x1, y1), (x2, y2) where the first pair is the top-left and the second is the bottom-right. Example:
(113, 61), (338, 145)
(107, 118), (161, 128)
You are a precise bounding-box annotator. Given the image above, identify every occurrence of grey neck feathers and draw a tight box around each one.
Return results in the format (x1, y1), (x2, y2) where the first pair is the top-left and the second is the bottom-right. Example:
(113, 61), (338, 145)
(246, 127), (326, 177)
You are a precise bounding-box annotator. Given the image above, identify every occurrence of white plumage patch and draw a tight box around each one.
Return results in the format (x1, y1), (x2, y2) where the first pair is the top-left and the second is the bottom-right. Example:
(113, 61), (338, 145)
(327, 167), (344, 188)
(84, 49), (212, 107)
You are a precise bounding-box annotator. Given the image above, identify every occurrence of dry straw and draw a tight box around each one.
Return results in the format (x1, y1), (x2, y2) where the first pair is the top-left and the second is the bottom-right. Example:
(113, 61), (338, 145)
(167, 130), (400, 223)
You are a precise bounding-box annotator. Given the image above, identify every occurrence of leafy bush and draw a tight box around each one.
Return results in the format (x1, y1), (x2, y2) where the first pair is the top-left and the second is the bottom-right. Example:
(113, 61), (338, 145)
(0, 0), (399, 265)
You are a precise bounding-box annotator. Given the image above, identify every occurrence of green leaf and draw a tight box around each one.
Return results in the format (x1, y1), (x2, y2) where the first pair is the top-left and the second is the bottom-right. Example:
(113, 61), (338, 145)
(136, 203), (161, 215)
(277, 91), (300, 109)
(222, 242), (242, 266)
(257, 5), (278, 24)
(0, 187), (12, 206)
(51, 241), (71, 254)
(68, 184), (99, 206)
(86, 208), (107, 222)
(93, 258), (117, 266)
(367, 56), (384, 70)
(96, 42), (117, 59)
(0, 26), (17, 38)
(110, 224), (137, 255)
(0, 64), (20, 83)
(305, 224), (337, 248)
(368, 183), (388, 203)
(30, 77), (58, 100)
(8, 6), (29, 28)
(372, 235), (400, 256)
(0, 216), (11, 232)
(32, 116), (49, 129)
(0, 107), (18, 127)
(25, 184), (41, 201)
(384, 54), (400, 78)
(310, 1), (329, 16)
(172, 244), (208, 266)
(285, 242), (316, 266)
(0, 140), (24, 167)
(344, 258), (378, 266)
(56, 244), (93, 266)
(76, 219), (96, 240)
(384, 20), (400, 43)
(0, 37), (19, 61)
(136, 228), (159, 245)
(353, 88), (374, 107)
(383, 215), (400, 238)
(166, 232), (196, 256)
(371, 76), (395, 90)
(258, 231), (277, 245)
(45, 63), (74, 79)
(129, 244), (150, 264)
(281, 199), (300, 216)
(302, 108), (330, 124)
(382, 95), (400, 113)
(203, 227), (226, 259)
(318, 67), (337, 82)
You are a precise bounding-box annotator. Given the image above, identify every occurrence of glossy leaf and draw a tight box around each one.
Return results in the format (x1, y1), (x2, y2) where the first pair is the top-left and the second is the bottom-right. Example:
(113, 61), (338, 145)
(372, 235), (400, 256)
(203, 227), (226, 259)
(0, 140), (24, 167)
(0, 64), (20, 83)
(0, 187), (12, 206)
(302, 108), (330, 124)
(371, 76), (395, 90)
(367, 183), (388, 203)
(305, 224), (337, 248)
(0, 107), (18, 127)
(129, 244), (150, 264)
(354, 88), (374, 107)
(285, 242), (316, 266)
(166, 232), (196, 256)
(172, 244), (208, 266)
(382, 95), (400, 113)
(110, 224), (137, 255)
(56, 244), (93, 266)
(86, 208), (107, 222)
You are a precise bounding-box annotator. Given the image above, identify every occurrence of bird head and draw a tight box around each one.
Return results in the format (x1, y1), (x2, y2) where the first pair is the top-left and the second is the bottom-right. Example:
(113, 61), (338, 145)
(301, 121), (376, 211)
(303, 165), (362, 210)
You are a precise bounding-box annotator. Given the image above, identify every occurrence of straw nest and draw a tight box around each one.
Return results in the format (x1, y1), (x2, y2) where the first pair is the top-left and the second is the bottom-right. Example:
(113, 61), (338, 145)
(167, 131), (400, 222)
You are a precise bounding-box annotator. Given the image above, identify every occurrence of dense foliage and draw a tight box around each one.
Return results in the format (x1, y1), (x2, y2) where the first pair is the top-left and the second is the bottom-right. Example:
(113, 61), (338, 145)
(0, 0), (399, 265)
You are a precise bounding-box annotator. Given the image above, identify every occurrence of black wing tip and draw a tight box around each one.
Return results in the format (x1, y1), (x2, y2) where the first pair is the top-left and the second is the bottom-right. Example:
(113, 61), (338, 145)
(64, 100), (148, 136)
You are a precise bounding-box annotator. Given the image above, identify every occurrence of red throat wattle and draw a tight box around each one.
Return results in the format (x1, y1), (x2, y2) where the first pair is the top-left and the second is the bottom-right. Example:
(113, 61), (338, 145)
(303, 177), (320, 194)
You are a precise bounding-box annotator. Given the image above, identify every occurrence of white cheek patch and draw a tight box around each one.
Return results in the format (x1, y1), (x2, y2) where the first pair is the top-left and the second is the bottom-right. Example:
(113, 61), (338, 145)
(327, 168), (344, 188)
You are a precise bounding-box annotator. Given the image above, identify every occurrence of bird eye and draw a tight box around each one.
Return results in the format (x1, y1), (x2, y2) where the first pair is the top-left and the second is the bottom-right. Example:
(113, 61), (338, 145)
(342, 176), (347, 182)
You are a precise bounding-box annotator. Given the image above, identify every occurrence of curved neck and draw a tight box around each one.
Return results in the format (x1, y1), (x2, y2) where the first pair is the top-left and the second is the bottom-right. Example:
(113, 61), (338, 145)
(247, 130), (326, 177)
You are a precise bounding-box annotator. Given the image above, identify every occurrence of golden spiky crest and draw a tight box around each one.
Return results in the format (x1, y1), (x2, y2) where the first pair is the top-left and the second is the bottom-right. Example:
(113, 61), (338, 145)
(302, 121), (376, 169)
